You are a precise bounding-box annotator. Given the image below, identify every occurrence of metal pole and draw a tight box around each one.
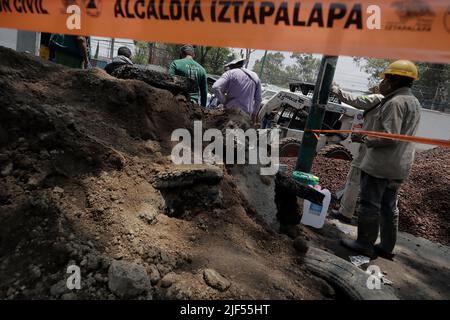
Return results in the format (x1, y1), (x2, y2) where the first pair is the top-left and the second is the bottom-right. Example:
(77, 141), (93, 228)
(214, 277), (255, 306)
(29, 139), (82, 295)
(295, 55), (338, 173)
(148, 42), (155, 64)
(109, 38), (115, 60)
(259, 50), (268, 82)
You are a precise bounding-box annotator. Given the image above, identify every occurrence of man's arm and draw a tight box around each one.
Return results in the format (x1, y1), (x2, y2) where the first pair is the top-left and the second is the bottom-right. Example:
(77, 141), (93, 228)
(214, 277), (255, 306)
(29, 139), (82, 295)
(168, 61), (176, 76)
(364, 100), (404, 148)
(332, 85), (383, 110)
(211, 72), (230, 105)
(76, 36), (90, 68)
(199, 71), (208, 107)
(252, 80), (262, 121)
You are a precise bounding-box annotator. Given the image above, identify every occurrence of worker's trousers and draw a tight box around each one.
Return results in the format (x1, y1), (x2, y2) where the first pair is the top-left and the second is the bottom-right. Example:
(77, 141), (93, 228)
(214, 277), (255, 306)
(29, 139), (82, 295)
(339, 165), (361, 219)
(357, 171), (402, 253)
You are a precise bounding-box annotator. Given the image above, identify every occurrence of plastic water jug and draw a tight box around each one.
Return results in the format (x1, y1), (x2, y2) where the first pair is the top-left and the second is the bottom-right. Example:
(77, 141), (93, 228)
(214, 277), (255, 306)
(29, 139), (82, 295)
(301, 185), (331, 229)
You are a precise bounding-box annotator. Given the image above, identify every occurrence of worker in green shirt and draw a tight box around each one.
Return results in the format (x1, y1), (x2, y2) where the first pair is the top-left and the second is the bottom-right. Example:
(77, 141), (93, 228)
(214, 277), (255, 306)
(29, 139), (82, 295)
(49, 34), (90, 69)
(168, 45), (208, 107)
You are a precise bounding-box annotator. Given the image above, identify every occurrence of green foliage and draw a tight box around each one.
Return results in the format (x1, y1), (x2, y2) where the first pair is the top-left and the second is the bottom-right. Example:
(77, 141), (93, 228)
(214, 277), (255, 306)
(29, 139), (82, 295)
(253, 52), (287, 86)
(193, 46), (234, 75)
(132, 42), (232, 75)
(153, 43), (182, 67)
(286, 53), (321, 83)
(253, 52), (320, 87)
(353, 57), (389, 88)
(414, 63), (450, 111)
(198, 46), (234, 75)
(354, 57), (450, 111)
(131, 40), (149, 65)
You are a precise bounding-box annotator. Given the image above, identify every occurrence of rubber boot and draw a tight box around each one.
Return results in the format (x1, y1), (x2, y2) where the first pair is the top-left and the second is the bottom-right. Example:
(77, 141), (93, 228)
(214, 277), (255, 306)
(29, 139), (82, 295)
(329, 209), (352, 224)
(376, 183), (400, 259)
(340, 209), (379, 258)
(377, 208), (399, 260)
(356, 209), (379, 249)
(374, 244), (395, 260)
(279, 224), (304, 239)
(341, 239), (376, 258)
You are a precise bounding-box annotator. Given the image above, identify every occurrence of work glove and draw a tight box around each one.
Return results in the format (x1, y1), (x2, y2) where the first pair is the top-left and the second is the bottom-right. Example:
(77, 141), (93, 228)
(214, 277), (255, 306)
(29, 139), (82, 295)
(331, 82), (340, 94)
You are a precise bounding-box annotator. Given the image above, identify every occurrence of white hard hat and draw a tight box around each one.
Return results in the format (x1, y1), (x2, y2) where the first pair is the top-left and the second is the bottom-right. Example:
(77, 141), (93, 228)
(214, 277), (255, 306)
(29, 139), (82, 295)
(225, 56), (246, 68)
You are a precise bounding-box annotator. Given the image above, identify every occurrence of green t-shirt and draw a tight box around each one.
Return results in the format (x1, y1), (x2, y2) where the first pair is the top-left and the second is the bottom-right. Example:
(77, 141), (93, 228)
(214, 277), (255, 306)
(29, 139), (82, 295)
(168, 58), (208, 107)
(49, 34), (82, 58)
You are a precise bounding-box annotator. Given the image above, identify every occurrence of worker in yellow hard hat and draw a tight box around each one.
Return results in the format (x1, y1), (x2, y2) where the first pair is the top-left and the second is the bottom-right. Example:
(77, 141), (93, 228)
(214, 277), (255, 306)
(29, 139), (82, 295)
(380, 60), (419, 81)
(341, 60), (422, 260)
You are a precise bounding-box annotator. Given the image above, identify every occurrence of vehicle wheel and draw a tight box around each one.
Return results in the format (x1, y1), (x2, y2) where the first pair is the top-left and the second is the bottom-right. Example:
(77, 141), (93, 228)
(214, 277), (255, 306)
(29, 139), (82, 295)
(318, 144), (353, 161)
(277, 137), (302, 158)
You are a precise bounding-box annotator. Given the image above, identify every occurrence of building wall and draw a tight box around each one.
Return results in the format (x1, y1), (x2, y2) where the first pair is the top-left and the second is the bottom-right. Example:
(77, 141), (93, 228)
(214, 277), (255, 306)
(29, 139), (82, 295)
(0, 28), (17, 49)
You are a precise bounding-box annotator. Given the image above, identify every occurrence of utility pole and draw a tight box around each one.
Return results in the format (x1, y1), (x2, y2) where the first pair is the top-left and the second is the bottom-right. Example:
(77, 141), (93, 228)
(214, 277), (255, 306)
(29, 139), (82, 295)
(295, 55), (338, 173)
(109, 38), (115, 60)
(148, 42), (155, 64)
(431, 85), (440, 111)
(259, 50), (268, 82)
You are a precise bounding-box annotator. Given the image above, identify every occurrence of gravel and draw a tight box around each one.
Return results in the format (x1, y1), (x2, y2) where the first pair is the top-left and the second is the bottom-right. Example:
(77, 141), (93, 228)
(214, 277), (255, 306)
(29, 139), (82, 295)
(282, 148), (450, 245)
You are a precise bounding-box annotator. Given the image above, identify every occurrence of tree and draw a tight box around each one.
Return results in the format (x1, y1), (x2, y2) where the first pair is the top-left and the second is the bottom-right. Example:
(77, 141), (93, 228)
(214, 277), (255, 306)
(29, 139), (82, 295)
(285, 53), (321, 83)
(253, 52), (288, 86)
(196, 46), (212, 66)
(154, 43), (182, 67)
(414, 63), (450, 111)
(202, 47), (234, 75)
(252, 52), (320, 87)
(354, 57), (450, 112)
(353, 57), (390, 88)
(143, 43), (232, 75)
(148, 42), (155, 64)
(132, 40), (149, 65)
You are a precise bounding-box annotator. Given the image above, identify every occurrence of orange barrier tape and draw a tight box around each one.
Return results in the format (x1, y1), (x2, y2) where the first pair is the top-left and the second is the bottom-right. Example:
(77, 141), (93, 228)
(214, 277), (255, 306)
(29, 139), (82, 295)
(0, 1), (450, 63)
(307, 129), (450, 148)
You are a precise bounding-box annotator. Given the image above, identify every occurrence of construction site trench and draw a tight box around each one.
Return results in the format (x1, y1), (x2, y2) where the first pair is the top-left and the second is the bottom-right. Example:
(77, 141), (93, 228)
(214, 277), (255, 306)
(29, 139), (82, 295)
(0, 47), (449, 300)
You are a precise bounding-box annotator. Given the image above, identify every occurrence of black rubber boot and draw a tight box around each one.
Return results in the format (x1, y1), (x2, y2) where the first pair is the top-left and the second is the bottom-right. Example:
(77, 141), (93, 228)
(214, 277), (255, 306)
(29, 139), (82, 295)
(329, 209), (352, 224)
(379, 190), (400, 254)
(356, 210), (379, 250)
(341, 239), (376, 258)
(374, 244), (395, 261)
(279, 224), (304, 239)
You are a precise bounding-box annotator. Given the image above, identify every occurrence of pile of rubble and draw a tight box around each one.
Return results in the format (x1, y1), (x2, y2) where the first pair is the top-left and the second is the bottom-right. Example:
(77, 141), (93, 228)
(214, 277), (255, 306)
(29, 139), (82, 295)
(0, 47), (331, 300)
(398, 147), (449, 245)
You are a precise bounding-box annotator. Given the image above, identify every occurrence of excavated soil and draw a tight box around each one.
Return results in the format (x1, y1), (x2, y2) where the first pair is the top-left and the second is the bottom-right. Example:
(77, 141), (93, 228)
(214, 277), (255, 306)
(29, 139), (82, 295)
(0, 47), (332, 300)
(398, 147), (450, 245)
(283, 147), (450, 245)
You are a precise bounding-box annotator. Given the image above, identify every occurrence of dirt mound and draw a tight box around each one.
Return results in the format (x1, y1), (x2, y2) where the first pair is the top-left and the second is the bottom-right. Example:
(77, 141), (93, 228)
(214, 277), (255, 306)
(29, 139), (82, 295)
(398, 148), (450, 245)
(283, 146), (450, 245)
(0, 47), (330, 300)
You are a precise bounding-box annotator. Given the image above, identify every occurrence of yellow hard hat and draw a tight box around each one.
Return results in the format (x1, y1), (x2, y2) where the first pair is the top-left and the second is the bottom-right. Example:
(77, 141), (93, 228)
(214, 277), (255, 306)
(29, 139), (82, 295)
(380, 60), (419, 80)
